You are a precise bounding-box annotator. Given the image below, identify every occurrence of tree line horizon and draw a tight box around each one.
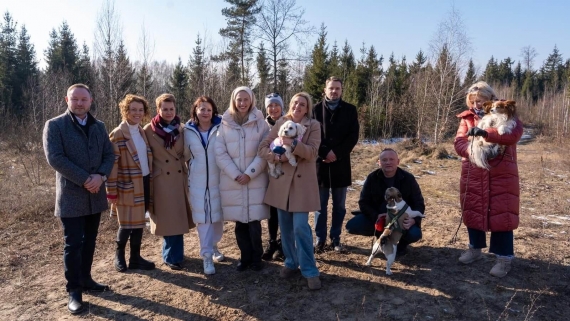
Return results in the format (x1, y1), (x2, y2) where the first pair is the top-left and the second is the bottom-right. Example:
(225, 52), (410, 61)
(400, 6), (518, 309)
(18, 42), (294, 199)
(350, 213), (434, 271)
(1, 0), (569, 144)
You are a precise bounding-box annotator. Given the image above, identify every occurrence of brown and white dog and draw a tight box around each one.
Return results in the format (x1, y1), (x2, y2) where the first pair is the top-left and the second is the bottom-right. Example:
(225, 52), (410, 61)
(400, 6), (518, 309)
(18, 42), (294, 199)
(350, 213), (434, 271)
(268, 120), (306, 178)
(468, 100), (517, 170)
(365, 187), (424, 275)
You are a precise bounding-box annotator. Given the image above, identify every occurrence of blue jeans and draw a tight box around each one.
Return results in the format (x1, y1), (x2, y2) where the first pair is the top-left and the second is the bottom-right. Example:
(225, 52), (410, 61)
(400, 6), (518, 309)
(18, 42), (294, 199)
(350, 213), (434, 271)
(468, 228), (513, 256)
(278, 209), (319, 278)
(345, 213), (422, 247)
(162, 234), (184, 264)
(60, 213), (101, 292)
(314, 187), (347, 244)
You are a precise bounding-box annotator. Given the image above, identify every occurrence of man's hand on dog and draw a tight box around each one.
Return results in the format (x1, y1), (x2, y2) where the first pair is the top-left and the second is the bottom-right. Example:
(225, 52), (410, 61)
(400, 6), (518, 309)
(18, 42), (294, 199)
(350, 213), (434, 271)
(323, 150), (337, 163)
(402, 216), (416, 230)
(235, 174), (251, 185)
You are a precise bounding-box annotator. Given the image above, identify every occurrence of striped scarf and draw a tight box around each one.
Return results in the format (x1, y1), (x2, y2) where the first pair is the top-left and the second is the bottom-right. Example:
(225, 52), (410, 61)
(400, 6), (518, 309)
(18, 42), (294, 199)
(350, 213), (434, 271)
(150, 114), (180, 149)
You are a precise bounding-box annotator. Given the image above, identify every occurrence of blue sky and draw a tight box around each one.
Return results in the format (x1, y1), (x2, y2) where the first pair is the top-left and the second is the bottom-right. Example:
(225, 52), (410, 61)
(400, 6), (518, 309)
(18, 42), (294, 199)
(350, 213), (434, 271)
(4, 0), (569, 74)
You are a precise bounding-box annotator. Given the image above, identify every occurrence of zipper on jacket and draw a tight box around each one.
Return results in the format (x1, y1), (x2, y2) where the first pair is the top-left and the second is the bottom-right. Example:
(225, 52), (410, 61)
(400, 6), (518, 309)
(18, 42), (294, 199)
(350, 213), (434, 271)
(189, 125), (218, 224)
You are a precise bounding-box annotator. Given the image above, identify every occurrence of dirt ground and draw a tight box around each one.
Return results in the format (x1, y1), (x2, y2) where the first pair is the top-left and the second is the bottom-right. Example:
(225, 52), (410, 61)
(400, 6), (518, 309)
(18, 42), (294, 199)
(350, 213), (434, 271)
(0, 138), (569, 321)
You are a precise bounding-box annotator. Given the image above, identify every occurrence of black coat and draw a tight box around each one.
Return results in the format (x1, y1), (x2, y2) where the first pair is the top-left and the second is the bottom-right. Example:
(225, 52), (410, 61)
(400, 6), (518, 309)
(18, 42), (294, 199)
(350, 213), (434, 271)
(358, 168), (425, 227)
(312, 99), (359, 188)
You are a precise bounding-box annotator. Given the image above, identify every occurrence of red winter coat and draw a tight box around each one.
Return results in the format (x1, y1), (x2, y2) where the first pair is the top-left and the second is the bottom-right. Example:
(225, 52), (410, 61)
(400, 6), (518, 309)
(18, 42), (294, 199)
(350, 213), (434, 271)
(454, 109), (523, 232)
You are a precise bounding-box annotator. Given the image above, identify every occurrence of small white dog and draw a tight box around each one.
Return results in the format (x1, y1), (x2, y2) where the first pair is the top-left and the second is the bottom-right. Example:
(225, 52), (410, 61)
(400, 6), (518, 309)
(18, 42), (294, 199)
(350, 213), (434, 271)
(365, 187), (425, 275)
(468, 100), (517, 170)
(268, 120), (306, 178)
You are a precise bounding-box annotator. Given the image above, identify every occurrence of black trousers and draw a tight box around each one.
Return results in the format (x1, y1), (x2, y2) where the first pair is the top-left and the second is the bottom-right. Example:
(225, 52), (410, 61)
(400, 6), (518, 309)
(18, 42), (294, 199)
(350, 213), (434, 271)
(60, 213), (101, 292)
(143, 174), (150, 212)
(235, 221), (263, 264)
(268, 206), (279, 241)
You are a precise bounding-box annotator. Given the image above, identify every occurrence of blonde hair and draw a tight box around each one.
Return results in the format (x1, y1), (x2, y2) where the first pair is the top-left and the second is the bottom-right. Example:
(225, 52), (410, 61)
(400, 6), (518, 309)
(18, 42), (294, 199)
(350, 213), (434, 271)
(155, 93), (176, 111)
(284, 92), (313, 120)
(465, 81), (497, 107)
(229, 86), (256, 125)
(119, 94), (150, 122)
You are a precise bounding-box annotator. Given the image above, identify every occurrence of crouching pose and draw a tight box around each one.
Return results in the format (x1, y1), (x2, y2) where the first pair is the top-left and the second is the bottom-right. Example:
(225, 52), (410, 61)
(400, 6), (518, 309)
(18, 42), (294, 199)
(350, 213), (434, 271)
(346, 148), (425, 256)
(107, 94), (156, 273)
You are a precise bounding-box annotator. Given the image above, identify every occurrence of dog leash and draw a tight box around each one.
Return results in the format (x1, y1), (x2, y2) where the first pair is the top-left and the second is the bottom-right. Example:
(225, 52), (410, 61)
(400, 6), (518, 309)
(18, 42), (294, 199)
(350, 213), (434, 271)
(450, 138), (473, 244)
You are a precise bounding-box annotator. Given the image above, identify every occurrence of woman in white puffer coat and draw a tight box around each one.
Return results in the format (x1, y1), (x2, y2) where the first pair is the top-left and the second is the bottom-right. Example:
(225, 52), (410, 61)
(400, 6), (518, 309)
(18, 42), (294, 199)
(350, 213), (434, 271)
(183, 96), (225, 275)
(215, 86), (270, 272)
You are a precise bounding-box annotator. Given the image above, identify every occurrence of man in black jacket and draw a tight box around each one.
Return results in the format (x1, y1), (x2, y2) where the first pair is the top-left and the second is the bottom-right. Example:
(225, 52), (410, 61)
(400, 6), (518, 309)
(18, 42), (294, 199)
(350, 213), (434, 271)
(346, 149), (425, 255)
(312, 77), (359, 252)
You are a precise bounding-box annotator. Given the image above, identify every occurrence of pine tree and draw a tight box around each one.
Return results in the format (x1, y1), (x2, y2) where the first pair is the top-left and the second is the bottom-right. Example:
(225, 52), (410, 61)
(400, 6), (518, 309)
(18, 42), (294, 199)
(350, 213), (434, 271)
(482, 56), (499, 84)
(13, 24), (38, 115)
(135, 63), (154, 98)
(498, 57), (514, 86)
(44, 21), (81, 82)
(114, 40), (135, 100)
(463, 59), (476, 86)
(541, 45), (564, 91)
(255, 42), (270, 99)
(303, 24), (328, 102)
(0, 12), (18, 118)
(339, 40), (355, 83)
(76, 42), (93, 85)
(167, 57), (190, 120)
(219, 0), (260, 85)
(328, 41), (341, 80)
(188, 34), (205, 98)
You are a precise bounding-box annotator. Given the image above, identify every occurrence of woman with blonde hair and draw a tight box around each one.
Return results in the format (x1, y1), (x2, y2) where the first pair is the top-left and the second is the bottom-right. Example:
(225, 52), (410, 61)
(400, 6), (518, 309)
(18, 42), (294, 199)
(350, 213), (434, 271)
(258, 92), (322, 290)
(215, 86), (270, 271)
(107, 94), (155, 272)
(454, 81), (523, 278)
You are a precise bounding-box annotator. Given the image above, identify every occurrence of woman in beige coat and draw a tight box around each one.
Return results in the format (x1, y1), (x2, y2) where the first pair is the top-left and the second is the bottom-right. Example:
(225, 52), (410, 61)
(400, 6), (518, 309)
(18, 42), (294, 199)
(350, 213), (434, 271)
(215, 86), (269, 272)
(143, 93), (193, 270)
(258, 92), (322, 290)
(107, 94), (155, 272)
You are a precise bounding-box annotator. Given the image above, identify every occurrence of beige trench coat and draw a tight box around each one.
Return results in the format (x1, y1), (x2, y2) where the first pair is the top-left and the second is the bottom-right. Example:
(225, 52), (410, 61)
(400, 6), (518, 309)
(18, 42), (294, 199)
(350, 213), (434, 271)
(143, 124), (194, 236)
(258, 117), (321, 212)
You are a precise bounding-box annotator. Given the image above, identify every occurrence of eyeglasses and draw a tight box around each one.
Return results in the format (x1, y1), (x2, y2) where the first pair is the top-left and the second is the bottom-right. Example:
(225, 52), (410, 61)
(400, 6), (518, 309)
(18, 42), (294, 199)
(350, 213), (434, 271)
(266, 93), (280, 98)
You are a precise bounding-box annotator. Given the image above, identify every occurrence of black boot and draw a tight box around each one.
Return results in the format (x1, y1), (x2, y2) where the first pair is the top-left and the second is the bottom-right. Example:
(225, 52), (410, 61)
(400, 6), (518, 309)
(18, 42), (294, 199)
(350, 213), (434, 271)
(272, 239), (285, 261)
(68, 290), (84, 314)
(262, 240), (278, 261)
(115, 228), (130, 272)
(129, 228), (155, 270)
(114, 241), (127, 272)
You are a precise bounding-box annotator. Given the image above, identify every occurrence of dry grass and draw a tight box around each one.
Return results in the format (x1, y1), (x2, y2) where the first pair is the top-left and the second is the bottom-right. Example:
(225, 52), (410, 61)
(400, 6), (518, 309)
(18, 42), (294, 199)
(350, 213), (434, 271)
(0, 139), (569, 320)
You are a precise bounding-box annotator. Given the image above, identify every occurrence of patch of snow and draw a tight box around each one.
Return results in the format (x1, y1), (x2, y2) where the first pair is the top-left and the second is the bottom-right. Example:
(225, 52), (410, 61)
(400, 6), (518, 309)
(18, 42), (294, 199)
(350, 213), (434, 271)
(353, 180), (365, 186)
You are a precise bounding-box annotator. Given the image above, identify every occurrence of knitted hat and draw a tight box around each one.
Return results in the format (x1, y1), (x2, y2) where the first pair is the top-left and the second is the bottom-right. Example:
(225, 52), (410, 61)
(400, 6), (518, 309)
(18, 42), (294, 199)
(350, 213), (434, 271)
(265, 93), (284, 111)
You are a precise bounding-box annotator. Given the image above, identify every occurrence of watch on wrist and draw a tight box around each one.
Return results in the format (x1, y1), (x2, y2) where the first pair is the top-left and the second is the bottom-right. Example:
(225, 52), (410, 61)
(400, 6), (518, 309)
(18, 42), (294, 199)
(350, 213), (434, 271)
(292, 139), (298, 149)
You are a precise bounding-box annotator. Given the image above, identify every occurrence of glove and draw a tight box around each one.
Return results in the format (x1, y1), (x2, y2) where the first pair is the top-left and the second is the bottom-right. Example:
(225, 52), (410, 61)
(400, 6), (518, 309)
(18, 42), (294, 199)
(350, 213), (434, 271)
(467, 127), (487, 137)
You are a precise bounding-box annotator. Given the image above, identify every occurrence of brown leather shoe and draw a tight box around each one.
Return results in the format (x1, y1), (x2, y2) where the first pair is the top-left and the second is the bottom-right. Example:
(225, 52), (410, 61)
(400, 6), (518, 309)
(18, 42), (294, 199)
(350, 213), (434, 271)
(307, 276), (321, 290)
(279, 266), (298, 279)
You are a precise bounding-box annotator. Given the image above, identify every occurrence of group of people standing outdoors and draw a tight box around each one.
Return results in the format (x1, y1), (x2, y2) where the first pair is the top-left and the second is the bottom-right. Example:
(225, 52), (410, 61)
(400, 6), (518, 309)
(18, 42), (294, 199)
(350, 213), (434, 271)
(43, 76), (521, 315)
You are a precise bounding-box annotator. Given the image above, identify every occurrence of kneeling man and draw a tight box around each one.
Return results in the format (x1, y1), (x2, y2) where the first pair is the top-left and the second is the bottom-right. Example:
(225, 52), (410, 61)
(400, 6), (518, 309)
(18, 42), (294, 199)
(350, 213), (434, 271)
(346, 148), (425, 255)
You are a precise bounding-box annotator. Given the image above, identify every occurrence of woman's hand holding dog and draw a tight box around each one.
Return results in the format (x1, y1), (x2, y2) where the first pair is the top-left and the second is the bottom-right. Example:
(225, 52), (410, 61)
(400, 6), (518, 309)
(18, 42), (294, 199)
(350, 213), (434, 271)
(467, 127), (488, 137)
(235, 174), (251, 185)
(280, 136), (294, 146)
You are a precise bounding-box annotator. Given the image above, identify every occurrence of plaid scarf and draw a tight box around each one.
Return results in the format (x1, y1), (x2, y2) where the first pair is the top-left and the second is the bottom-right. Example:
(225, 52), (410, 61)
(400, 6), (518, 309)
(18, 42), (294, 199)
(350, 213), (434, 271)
(150, 114), (180, 149)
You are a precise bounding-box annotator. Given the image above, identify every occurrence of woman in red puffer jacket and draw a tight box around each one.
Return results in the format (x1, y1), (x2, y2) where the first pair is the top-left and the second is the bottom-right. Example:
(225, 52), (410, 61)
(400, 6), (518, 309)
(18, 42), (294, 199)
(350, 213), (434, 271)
(454, 81), (523, 278)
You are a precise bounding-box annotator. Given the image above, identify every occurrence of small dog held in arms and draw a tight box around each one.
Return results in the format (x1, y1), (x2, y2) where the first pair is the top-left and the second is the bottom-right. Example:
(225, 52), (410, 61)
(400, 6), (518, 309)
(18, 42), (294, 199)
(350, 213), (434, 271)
(268, 120), (306, 178)
(365, 187), (425, 275)
(468, 100), (517, 170)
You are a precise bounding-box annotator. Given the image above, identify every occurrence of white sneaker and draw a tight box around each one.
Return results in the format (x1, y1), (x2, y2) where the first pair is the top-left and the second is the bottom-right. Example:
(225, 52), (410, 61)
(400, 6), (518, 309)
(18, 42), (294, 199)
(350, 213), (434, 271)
(213, 245), (225, 262)
(203, 253), (215, 275)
